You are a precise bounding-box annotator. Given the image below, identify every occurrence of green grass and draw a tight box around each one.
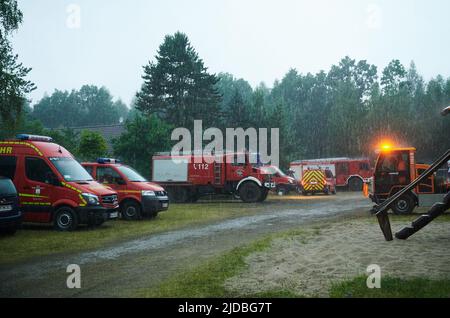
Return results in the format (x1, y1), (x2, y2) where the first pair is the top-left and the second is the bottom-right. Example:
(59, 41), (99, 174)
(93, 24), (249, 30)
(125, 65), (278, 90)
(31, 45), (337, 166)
(0, 201), (264, 265)
(136, 228), (313, 298)
(330, 276), (450, 298)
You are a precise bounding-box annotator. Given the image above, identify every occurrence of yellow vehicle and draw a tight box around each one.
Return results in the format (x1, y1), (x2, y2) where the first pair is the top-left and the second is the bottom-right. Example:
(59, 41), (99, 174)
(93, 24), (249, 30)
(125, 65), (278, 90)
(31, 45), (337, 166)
(301, 169), (336, 195)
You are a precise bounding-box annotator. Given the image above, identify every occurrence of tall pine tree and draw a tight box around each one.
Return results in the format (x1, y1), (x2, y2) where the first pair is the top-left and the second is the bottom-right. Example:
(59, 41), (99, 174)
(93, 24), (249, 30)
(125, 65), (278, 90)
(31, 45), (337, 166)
(136, 32), (221, 129)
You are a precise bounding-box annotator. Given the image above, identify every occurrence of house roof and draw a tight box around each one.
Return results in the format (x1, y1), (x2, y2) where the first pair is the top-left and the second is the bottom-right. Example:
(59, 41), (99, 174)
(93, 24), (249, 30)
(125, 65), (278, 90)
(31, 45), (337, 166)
(54, 124), (125, 152)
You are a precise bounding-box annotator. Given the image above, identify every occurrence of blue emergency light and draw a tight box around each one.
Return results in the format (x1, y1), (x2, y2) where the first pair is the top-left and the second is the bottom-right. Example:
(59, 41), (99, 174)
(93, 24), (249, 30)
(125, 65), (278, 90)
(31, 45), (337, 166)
(16, 134), (53, 142)
(97, 158), (121, 164)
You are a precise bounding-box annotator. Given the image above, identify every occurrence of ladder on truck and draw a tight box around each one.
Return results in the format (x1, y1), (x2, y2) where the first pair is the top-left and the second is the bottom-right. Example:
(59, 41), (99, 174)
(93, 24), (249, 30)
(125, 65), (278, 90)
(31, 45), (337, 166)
(214, 162), (222, 185)
(372, 149), (450, 241)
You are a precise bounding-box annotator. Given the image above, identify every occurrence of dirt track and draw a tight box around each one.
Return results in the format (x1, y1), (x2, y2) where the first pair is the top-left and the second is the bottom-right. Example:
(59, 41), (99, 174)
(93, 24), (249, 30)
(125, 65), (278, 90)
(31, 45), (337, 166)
(0, 192), (371, 297)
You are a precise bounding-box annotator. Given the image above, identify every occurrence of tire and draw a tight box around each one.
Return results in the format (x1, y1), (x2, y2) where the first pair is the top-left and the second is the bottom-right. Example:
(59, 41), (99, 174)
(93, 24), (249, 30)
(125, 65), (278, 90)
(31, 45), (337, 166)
(54, 206), (78, 231)
(392, 194), (415, 215)
(239, 182), (262, 203)
(121, 200), (142, 220)
(258, 188), (269, 202)
(167, 187), (189, 203)
(348, 177), (363, 191)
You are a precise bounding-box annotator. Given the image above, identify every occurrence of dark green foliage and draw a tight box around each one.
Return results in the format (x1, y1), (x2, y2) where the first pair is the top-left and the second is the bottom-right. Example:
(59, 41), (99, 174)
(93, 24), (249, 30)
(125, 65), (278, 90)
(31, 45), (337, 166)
(32, 85), (127, 128)
(135, 32), (221, 129)
(77, 130), (108, 161)
(112, 113), (172, 178)
(0, 0), (35, 133)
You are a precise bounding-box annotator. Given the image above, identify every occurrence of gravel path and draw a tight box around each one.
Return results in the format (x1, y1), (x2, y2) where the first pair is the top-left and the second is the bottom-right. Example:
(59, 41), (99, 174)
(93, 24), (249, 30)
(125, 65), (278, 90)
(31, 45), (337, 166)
(0, 192), (370, 297)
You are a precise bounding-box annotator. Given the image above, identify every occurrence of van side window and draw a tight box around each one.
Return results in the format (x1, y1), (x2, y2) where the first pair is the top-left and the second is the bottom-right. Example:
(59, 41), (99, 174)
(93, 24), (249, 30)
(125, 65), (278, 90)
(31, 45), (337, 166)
(0, 156), (17, 180)
(25, 157), (56, 184)
(97, 167), (123, 184)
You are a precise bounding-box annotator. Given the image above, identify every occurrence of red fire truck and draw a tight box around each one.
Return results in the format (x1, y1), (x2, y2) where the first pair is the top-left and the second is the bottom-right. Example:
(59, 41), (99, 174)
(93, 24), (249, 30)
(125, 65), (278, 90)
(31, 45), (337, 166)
(289, 157), (373, 191)
(152, 152), (273, 203)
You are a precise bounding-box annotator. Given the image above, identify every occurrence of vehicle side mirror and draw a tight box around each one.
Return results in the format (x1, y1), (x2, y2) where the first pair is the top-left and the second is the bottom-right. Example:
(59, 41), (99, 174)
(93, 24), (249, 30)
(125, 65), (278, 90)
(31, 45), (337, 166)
(48, 174), (61, 186)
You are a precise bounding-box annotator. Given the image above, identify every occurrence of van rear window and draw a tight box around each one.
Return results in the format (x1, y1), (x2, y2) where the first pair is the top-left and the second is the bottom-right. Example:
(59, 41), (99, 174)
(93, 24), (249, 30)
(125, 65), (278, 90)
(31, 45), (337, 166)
(0, 156), (17, 180)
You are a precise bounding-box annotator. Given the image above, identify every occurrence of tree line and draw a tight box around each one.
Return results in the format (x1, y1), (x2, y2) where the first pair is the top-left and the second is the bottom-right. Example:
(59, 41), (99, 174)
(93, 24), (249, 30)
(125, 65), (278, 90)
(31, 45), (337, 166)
(1, 1), (449, 177)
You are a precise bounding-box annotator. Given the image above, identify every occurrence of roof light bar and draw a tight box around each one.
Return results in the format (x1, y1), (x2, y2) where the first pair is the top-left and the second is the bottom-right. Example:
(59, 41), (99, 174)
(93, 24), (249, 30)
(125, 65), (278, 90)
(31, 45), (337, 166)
(97, 158), (121, 164)
(16, 134), (53, 142)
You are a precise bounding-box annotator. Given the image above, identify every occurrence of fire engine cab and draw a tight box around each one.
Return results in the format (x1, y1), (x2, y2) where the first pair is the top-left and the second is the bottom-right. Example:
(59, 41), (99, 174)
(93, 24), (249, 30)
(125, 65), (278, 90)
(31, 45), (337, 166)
(82, 158), (169, 220)
(152, 152), (272, 203)
(0, 134), (119, 231)
(366, 145), (448, 214)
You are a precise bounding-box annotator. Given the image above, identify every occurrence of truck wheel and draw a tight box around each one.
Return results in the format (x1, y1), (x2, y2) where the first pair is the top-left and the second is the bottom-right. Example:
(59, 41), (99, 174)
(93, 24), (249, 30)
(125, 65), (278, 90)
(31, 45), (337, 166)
(121, 201), (142, 220)
(54, 207), (78, 231)
(348, 177), (363, 191)
(258, 188), (269, 202)
(392, 194), (415, 215)
(167, 187), (189, 203)
(239, 182), (262, 203)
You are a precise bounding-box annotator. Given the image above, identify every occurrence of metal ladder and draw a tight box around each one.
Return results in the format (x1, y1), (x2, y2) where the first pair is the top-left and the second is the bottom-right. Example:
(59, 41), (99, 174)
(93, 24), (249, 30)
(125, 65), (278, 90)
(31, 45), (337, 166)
(214, 162), (221, 184)
(395, 192), (450, 239)
(373, 149), (450, 241)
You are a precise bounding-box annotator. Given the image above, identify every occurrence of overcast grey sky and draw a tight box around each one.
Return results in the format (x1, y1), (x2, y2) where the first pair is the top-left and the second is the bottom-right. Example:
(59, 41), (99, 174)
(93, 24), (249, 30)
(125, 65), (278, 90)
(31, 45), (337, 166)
(11, 0), (450, 106)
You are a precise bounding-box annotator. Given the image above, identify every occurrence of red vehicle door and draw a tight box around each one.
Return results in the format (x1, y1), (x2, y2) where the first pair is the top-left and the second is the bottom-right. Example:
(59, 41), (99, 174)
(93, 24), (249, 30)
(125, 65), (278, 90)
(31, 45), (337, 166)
(19, 156), (56, 223)
(95, 166), (127, 198)
(225, 154), (249, 181)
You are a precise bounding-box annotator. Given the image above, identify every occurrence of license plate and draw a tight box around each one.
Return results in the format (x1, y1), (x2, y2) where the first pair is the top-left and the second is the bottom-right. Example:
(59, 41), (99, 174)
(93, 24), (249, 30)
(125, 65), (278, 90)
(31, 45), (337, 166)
(162, 202), (168, 208)
(0, 205), (12, 212)
(109, 211), (118, 218)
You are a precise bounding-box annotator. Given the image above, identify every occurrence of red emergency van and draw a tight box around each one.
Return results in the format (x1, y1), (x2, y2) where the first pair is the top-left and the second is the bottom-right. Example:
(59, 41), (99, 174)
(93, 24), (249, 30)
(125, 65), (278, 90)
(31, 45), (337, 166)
(82, 159), (169, 220)
(0, 134), (119, 231)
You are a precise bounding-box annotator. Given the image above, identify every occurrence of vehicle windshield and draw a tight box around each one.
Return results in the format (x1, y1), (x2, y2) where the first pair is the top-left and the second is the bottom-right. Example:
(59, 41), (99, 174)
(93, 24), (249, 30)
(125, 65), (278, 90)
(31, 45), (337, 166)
(49, 157), (93, 182)
(261, 166), (286, 177)
(117, 165), (147, 182)
(0, 179), (17, 196)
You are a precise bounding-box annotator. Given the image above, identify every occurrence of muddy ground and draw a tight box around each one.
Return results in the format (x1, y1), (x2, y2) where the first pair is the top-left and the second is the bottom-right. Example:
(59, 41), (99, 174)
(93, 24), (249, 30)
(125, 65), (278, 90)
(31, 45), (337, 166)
(0, 192), (371, 297)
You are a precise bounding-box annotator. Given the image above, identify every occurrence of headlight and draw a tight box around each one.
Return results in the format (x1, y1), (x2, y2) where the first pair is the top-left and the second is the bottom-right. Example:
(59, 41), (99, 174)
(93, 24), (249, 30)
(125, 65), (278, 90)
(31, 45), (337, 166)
(142, 190), (156, 196)
(82, 193), (100, 205)
(289, 179), (294, 184)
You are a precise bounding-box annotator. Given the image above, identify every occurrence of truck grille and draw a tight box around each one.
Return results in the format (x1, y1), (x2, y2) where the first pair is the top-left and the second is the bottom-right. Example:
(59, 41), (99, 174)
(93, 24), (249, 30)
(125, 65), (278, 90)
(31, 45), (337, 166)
(155, 191), (167, 197)
(102, 194), (118, 205)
